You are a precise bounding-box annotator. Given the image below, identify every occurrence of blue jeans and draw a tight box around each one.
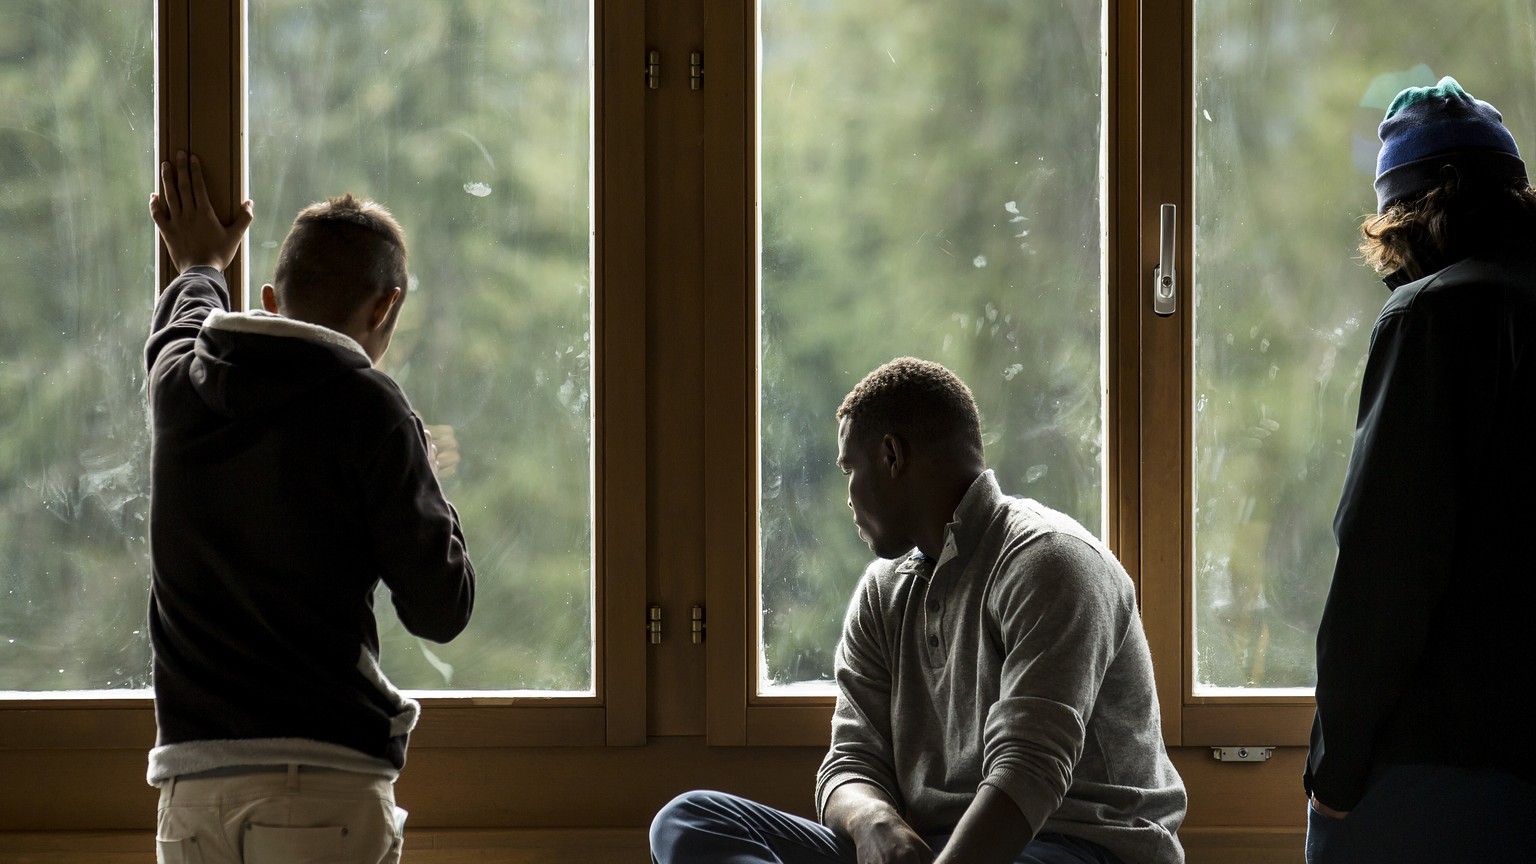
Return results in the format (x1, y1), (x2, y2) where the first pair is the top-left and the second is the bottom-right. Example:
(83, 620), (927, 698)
(651, 790), (1120, 864)
(1305, 764), (1536, 864)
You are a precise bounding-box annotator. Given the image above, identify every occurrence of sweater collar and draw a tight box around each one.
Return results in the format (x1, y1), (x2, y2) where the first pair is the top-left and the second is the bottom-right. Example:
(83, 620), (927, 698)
(939, 469), (1003, 566)
(897, 469), (1001, 576)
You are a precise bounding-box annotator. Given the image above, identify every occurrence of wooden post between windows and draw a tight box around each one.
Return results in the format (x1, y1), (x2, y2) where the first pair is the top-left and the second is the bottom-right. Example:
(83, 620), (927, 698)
(157, 0), (246, 303)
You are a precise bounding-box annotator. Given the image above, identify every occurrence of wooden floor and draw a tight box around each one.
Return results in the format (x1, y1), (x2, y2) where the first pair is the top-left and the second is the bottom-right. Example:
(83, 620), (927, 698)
(0, 743), (1307, 864)
(0, 827), (1301, 864)
(0, 737), (1309, 863)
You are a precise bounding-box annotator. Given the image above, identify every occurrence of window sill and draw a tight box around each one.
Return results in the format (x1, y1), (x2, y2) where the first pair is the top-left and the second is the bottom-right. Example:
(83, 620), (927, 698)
(0, 697), (618, 750)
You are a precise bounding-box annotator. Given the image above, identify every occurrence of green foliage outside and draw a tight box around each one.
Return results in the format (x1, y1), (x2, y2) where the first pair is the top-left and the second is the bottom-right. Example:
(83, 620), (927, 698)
(0, 0), (595, 692)
(759, 0), (1106, 686)
(247, 0), (595, 691)
(758, 0), (1536, 691)
(4, 0), (1535, 694)
(0, 1), (156, 690)
(1191, 3), (1536, 688)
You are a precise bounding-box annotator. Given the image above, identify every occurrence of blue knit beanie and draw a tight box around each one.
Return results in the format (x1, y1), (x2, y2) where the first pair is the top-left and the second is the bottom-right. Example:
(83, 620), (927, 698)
(1374, 76), (1527, 212)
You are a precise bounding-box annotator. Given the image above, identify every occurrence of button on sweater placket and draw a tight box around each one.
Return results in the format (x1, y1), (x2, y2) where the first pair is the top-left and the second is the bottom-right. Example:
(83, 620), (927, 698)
(923, 582), (946, 666)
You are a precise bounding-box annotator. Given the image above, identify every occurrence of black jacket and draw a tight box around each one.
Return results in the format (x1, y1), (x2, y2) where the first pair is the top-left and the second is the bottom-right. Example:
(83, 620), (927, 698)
(1306, 252), (1536, 809)
(144, 267), (474, 783)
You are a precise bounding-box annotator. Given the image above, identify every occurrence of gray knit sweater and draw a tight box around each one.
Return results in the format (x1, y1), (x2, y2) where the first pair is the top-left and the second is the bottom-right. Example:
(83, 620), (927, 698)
(815, 471), (1185, 864)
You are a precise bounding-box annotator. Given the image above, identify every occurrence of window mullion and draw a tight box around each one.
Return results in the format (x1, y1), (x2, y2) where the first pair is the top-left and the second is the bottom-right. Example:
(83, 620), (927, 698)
(1136, 0), (1190, 748)
(160, 0), (245, 302)
(598, 0), (650, 746)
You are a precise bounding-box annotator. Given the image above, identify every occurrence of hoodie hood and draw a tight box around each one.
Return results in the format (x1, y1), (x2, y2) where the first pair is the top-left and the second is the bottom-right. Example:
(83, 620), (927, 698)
(190, 310), (372, 418)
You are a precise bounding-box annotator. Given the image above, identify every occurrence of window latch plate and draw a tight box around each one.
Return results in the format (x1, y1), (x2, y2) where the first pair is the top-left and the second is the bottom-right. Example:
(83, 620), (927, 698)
(1211, 746), (1274, 763)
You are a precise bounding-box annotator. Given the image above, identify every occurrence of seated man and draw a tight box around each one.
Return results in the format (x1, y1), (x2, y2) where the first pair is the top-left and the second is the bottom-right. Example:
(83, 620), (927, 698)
(652, 357), (1185, 864)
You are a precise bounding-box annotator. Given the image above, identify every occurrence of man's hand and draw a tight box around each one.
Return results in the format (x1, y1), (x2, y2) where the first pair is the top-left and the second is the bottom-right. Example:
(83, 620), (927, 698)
(930, 785), (1034, 864)
(149, 151), (253, 275)
(824, 783), (934, 864)
(850, 814), (932, 864)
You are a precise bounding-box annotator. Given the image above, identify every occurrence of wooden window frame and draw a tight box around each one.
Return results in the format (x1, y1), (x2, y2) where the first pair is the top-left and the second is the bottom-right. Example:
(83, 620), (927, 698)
(1141, 0), (1313, 748)
(4, 0), (1308, 846)
(0, 0), (648, 819)
(700, 0), (1313, 749)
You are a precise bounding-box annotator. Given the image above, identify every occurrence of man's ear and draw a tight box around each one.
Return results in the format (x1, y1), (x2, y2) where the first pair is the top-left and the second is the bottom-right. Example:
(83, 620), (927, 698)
(882, 433), (908, 478)
(369, 287), (403, 332)
(260, 284), (279, 314)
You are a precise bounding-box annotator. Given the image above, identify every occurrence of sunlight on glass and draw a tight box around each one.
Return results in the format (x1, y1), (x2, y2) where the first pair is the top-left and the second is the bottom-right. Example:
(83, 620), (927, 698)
(0, 2), (155, 694)
(249, 0), (595, 692)
(758, 1), (1107, 692)
(1192, 1), (1536, 691)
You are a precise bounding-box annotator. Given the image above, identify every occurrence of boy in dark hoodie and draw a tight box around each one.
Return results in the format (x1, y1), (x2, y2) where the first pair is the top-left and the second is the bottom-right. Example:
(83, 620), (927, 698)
(145, 151), (475, 864)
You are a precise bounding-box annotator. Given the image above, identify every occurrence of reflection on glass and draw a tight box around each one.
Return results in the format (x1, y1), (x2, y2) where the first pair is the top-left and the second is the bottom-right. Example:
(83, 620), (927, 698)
(250, 1), (594, 692)
(0, 1), (155, 693)
(758, 1), (1107, 691)
(1192, 2), (1536, 690)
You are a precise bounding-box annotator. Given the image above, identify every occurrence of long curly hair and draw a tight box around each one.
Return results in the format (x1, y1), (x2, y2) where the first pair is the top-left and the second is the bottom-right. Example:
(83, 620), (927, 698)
(1360, 178), (1536, 281)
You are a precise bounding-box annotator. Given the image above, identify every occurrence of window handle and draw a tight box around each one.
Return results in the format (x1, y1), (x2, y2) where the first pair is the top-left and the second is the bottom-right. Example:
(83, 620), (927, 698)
(1153, 203), (1177, 317)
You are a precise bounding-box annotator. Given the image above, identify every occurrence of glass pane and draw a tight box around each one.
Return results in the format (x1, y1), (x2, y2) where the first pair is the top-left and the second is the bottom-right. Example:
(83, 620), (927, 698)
(758, 2), (1107, 691)
(0, 1), (155, 692)
(250, 1), (594, 692)
(1192, 3), (1536, 690)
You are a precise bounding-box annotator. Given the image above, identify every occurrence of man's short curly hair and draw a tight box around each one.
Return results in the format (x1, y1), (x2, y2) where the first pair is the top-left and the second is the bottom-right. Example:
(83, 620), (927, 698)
(837, 357), (983, 460)
(1360, 178), (1536, 280)
(272, 194), (409, 328)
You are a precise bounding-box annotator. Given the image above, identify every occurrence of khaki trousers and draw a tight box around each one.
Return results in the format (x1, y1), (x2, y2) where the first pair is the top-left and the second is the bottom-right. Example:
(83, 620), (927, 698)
(156, 765), (405, 864)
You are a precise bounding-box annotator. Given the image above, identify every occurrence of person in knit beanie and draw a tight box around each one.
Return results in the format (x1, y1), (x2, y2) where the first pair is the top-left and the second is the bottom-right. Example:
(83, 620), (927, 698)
(1371, 76), (1526, 212)
(1303, 76), (1536, 864)
(1359, 76), (1533, 285)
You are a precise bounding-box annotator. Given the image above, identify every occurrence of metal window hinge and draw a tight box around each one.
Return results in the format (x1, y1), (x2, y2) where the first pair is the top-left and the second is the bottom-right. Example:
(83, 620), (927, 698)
(647, 604), (662, 644)
(691, 604), (705, 643)
(689, 51), (703, 90)
(1211, 746), (1274, 763)
(646, 49), (660, 90)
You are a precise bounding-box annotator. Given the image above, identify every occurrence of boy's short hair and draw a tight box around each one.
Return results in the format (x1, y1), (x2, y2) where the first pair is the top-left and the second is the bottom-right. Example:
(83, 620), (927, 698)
(837, 357), (983, 460)
(273, 194), (409, 328)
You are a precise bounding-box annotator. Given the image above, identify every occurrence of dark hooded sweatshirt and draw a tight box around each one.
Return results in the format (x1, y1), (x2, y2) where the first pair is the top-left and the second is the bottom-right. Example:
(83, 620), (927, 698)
(144, 266), (474, 785)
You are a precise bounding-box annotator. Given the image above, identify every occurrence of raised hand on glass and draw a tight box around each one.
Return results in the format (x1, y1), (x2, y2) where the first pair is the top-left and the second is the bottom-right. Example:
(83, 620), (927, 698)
(149, 150), (254, 276)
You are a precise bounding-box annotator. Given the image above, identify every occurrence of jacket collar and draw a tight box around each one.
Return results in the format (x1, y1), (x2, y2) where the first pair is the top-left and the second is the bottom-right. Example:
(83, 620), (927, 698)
(1381, 268), (1414, 291)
